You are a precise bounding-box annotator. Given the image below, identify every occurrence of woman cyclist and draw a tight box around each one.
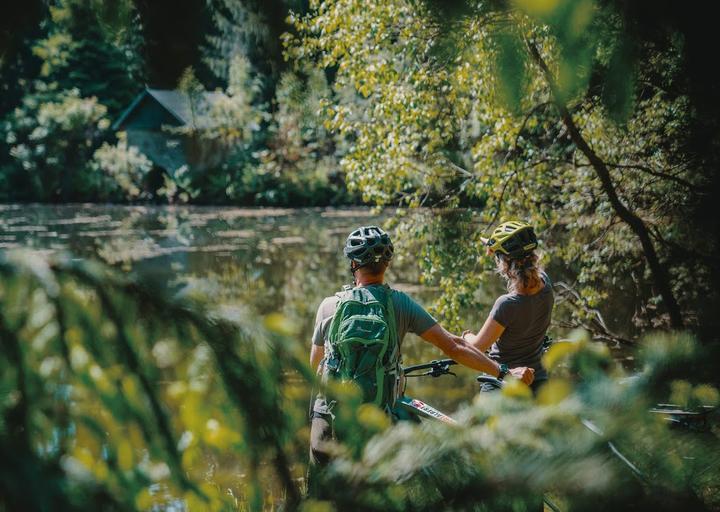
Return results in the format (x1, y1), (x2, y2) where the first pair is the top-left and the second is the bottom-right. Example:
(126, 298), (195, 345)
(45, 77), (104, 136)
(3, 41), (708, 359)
(462, 221), (554, 393)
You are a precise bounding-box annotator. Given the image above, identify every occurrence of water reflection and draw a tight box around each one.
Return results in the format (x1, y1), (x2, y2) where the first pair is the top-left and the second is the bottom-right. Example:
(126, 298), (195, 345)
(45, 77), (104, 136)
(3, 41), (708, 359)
(1, 204), (480, 413)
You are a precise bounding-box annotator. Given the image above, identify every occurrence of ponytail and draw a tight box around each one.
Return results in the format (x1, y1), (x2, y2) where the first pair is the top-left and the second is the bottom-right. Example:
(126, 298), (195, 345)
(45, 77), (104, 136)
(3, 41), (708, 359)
(495, 251), (542, 293)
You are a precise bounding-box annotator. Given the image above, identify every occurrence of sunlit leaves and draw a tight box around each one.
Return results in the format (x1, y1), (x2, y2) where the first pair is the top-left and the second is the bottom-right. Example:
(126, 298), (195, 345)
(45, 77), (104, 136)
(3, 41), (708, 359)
(324, 335), (720, 510)
(493, 27), (527, 114)
(91, 135), (153, 199)
(290, 0), (704, 332)
(0, 252), (312, 510)
(3, 86), (110, 201)
(2, 251), (720, 509)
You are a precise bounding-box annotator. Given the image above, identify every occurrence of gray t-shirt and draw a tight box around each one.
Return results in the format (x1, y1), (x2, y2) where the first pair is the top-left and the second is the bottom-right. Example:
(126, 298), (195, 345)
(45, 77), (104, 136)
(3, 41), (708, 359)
(487, 272), (554, 381)
(311, 284), (437, 415)
(312, 285), (437, 347)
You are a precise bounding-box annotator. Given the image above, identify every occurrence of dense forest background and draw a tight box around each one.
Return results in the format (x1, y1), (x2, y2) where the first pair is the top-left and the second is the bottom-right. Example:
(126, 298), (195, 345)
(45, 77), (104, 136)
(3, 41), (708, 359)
(2, 0), (719, 338)
(0, 0), (355, 207)
(2, 1), (720, 510)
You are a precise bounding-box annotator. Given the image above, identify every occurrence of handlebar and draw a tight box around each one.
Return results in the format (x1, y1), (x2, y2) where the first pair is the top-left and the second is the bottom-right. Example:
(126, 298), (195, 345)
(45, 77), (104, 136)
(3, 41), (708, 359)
(402, 338), (554, 379)
(476, 375), (504, 389)
(403, 359), (457, 378)
(402, 360), (507, 387)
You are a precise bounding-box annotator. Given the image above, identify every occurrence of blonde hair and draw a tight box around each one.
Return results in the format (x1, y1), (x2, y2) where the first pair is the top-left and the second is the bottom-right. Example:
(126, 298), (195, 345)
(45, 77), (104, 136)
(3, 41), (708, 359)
(495, 251), (543, 293)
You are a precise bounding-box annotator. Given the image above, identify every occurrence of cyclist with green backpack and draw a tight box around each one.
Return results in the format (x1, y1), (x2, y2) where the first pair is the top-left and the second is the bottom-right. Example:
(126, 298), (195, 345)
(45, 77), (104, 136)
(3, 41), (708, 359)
(309, 226), (535, 466)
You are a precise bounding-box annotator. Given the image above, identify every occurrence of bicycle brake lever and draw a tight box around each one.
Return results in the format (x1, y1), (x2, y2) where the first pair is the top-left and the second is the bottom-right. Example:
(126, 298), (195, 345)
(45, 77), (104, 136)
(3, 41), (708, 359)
(429, 365), (456, 377)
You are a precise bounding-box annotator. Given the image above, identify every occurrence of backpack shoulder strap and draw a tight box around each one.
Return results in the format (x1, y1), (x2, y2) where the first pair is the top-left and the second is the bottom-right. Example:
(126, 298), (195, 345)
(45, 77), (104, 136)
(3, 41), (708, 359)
(334, 284), (352, 301)
(380, 285), (402, 410)
(383, 284), (395, 313)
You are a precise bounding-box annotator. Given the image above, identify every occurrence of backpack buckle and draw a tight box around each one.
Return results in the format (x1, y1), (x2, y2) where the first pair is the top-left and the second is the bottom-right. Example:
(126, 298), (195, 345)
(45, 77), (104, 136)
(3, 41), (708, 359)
(326, 356), (340, 372)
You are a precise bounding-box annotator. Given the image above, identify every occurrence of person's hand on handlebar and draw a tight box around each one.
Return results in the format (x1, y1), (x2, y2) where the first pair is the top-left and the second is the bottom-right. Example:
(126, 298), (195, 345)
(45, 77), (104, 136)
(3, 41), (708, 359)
(460, 328), (535, 386)
(509, 366), (535, 386)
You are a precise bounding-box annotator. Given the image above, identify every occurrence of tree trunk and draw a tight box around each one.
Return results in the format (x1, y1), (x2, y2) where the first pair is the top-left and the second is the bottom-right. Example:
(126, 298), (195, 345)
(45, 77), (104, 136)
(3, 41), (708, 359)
(525, 39), (685, 330)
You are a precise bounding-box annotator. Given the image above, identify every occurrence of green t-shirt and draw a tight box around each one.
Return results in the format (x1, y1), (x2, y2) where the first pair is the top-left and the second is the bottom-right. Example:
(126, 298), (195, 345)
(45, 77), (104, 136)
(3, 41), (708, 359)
(311, 284), (438, 347)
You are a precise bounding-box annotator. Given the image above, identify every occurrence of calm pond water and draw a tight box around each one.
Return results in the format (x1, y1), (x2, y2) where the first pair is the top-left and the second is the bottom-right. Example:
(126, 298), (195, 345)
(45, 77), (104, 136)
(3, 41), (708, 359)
(1, 203), (494, 412)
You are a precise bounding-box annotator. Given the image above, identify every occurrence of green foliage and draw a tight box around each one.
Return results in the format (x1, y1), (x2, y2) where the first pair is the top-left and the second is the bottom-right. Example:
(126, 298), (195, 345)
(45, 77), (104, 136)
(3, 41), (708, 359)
(90, 134), (153, 199)
(2, 86), (110, 201)
(0, 252), (313, 510)
(203, 0), (303, 96)
(289, 0), (712, 334)
(1, 0), (358, 207)
(0, 0), (147, 202)
(177, 58), (356, 206)
(176, 67), (207, 132)
(32, 0), (142, 115)
(242, 67), (355, 206)
(1, 252), (719, 510)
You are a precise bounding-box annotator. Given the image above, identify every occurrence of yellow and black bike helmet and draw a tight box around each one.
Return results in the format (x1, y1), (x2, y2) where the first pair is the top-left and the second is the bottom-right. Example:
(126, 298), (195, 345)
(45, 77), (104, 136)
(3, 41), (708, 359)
(481, 220), (538, 259)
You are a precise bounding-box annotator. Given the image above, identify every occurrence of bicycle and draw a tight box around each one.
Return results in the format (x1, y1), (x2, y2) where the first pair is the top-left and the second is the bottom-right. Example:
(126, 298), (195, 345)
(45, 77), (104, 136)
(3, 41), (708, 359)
(396, 358), (460, 424)
(396, 355), (717, 511)
(397, 358), (564, 510)
(397, 336), (554, 422)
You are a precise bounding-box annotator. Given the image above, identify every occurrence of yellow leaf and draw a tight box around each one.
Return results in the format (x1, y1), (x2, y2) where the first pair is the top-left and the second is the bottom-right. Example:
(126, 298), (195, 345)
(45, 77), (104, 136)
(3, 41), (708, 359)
(692, 384), (719, 406)
(128, 423), (145, 449)
(72, 447), (95, 471)
(502, 379), (533, 399)
(117, 440), (134, 471)
(134, 488), (154, 511)
(121, 375), (138, 400)
(182, 446), (201, 470)
(542, 340), (582, 370)
(264, 312), (296, 336)
(93, 460), (109, 481)
(300, 500), (336, 512)
(669, 380), (692, 406)
(184, 491), (210, 511)
(536, 379), (572, 405)
(356, 403), (391, 431)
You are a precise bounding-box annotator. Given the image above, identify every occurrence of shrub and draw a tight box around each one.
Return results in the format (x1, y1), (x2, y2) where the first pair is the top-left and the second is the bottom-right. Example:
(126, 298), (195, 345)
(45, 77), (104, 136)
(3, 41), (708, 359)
(2, 86), (109, 201)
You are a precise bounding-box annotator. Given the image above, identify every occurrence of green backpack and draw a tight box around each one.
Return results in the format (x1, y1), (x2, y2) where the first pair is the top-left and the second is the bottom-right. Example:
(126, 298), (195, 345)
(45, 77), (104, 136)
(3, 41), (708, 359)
(324, 285), (400, 411)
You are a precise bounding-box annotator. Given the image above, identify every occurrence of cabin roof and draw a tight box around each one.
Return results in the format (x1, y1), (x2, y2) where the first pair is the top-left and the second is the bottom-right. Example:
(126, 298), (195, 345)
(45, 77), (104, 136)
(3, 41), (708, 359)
(112, 87), (226, 131)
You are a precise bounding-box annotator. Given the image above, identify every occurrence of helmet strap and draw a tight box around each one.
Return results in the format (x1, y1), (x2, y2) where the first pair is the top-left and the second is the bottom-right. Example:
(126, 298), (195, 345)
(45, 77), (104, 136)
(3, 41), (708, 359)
(349, 262), (364, 284)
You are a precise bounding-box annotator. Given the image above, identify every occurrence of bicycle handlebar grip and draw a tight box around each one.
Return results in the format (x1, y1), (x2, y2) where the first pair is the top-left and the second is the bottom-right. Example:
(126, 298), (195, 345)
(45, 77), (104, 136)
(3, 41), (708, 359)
(403, 359), (458, 374)
(476, 375), (504, 389)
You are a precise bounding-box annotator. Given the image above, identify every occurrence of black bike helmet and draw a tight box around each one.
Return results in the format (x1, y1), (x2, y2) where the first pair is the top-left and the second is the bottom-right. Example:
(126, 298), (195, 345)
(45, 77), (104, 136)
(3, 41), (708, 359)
(344, 226), (394, 266)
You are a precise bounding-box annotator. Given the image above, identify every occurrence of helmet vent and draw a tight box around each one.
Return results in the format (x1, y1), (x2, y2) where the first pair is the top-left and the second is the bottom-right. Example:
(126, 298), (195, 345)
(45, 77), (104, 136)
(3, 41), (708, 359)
(343, 226), (394, 265)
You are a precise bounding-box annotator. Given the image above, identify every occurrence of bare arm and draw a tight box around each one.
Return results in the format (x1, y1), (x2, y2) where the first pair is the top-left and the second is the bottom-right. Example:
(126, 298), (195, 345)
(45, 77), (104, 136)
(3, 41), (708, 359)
(419, 323), (534, 385)
(419, 323), (503, 376)
(310, 344), (325, 373)
(463, 316), (505, 352)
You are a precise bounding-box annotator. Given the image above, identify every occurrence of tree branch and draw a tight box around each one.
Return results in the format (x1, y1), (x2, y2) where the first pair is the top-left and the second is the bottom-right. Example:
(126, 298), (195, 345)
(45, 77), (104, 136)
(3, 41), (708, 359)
(483, 158), (561, 231)
(605, 162), (701, 193)
(513, 101), (553, 151)
(524, 37), (684, 329)
(553, 281), (635, 346)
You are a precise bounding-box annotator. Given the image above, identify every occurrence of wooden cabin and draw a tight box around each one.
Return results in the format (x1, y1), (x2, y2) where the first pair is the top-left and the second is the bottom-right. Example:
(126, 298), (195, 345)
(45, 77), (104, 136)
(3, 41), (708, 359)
(113, 88), (232, 175)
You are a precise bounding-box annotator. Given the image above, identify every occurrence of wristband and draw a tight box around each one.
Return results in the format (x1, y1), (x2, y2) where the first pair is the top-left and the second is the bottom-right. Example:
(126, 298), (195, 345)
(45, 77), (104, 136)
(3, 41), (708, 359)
(497, 363), (509, 380)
